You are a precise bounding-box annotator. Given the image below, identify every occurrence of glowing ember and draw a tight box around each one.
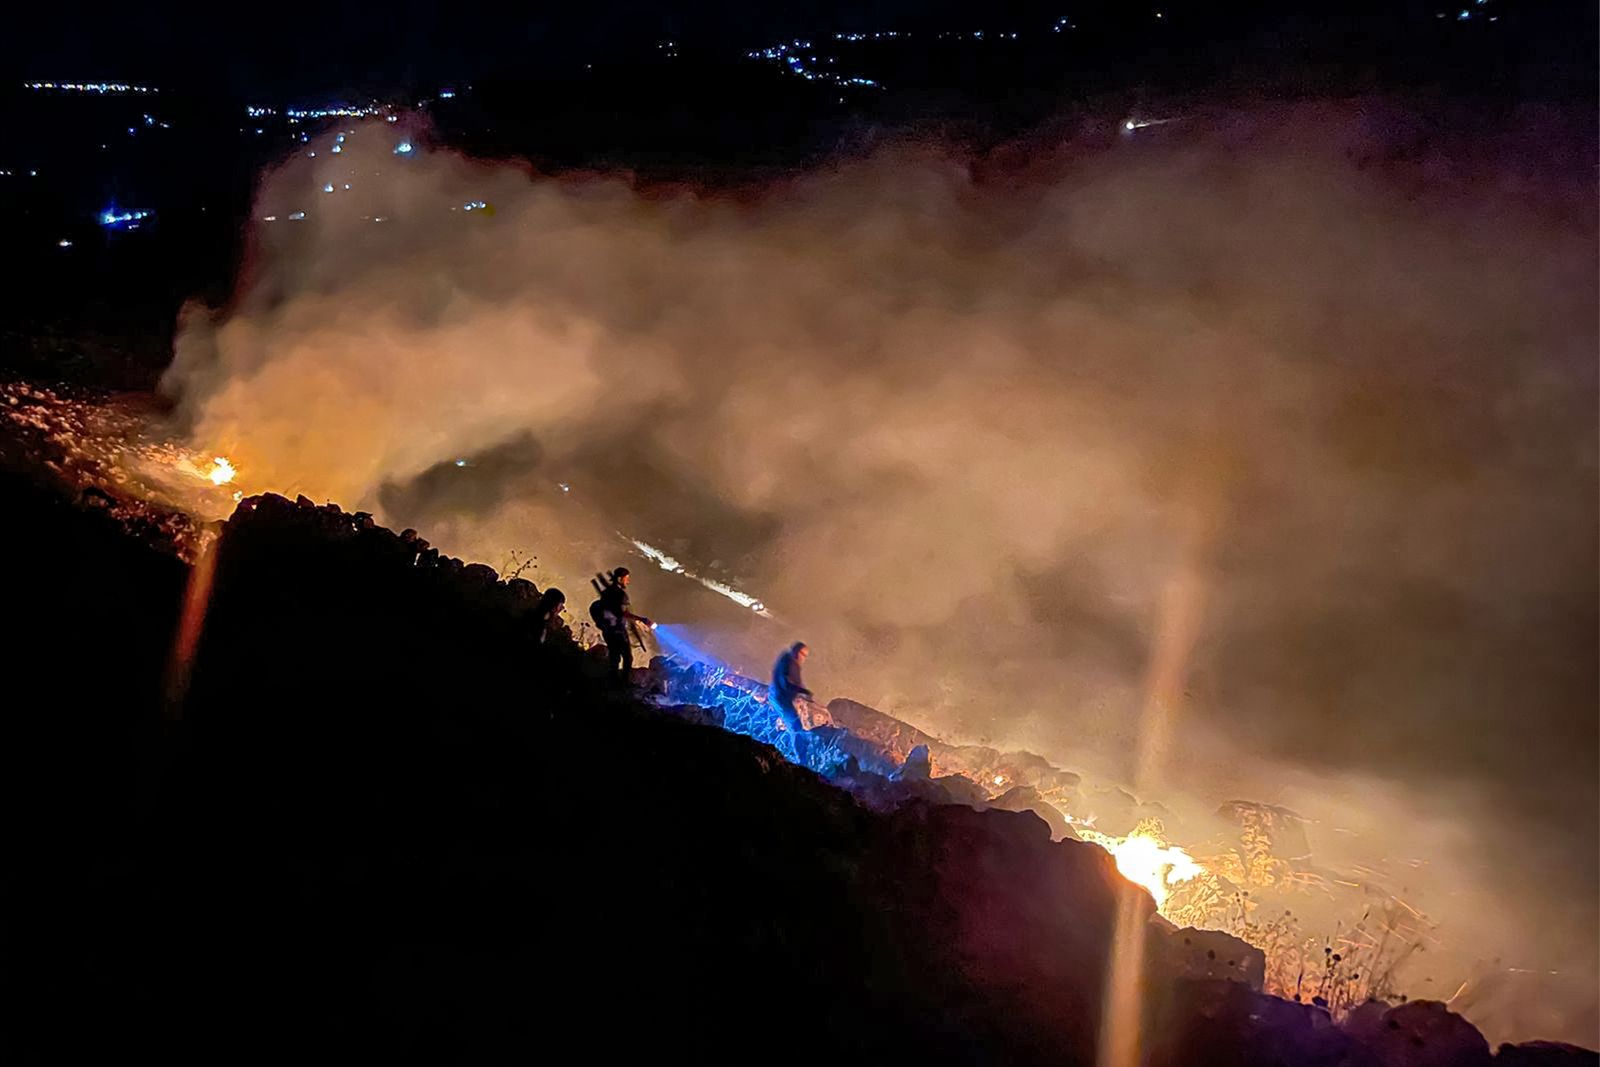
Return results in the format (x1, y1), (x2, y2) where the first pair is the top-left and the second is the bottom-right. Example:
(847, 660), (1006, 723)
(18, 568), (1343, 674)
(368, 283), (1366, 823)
(206, 457), (236, 485)
(0, 383), (221, 557)
(1076, 819), (1204, 912)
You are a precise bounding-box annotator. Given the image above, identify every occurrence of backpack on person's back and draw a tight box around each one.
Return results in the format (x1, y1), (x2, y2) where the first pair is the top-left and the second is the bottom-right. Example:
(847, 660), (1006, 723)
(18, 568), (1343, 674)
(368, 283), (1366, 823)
(589, 571), (622, 631)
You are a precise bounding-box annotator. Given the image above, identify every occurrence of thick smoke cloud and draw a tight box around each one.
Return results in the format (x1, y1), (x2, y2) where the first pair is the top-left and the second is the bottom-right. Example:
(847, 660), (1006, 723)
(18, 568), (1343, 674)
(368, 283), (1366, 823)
(161, 100), (1597, 1044)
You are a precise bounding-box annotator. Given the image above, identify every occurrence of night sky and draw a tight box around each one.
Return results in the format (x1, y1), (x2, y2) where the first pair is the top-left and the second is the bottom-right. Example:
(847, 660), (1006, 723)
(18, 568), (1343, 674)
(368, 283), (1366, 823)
(11, 1), (997, 94)
(6, 2), (1590, 98)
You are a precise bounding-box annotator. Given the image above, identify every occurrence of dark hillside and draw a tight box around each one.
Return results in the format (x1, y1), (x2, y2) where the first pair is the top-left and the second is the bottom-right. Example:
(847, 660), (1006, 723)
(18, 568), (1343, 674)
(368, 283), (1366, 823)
(0, 482), (1590, 1066)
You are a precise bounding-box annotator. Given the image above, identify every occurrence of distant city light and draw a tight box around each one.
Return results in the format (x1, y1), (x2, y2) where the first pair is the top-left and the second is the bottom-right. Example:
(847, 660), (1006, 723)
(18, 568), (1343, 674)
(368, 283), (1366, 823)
(331, 144), (342, 153)
(99, 208), (152, 228)
(747, 37), (882, 89)
(57, 239), (72, 248)
(394, 141), (413, 155)
(323, 183), (334, 193)
(439, 88), (456, 98)
(26, 81), (156, 94)
(287, 211), (306, 220)
(284, 104), (385, 120)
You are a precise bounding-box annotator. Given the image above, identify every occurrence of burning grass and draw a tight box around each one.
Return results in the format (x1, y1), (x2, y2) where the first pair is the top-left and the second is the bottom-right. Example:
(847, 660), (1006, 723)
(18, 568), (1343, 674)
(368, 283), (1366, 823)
(0, 383), (240, 559)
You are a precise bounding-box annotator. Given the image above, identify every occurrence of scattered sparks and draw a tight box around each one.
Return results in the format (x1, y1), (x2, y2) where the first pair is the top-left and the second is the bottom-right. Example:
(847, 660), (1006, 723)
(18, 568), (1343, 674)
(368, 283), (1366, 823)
(0, 384), (231, 555)
(632, 538), (685, 573)
(1391, 896), (1427, 920)
(629, 536), (772, 617)
(697, 575), (768, 615)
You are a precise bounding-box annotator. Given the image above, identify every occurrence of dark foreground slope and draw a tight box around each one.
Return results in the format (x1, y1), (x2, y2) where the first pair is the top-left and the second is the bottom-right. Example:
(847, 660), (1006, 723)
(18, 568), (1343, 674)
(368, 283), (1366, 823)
(1, 480), (1592, 1066)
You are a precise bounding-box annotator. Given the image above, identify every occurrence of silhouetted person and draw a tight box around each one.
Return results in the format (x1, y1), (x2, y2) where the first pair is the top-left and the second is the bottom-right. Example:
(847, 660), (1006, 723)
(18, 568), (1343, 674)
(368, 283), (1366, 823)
(589, 567), (652, 679)
(769, 641), (813, 763)
(533, 587), (566, 645)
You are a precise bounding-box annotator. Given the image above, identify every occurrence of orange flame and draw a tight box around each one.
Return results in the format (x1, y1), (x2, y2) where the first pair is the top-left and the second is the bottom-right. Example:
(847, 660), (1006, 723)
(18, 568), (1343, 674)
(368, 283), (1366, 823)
(206, 457), (236, 485)
(1076, 819), (1204, 912)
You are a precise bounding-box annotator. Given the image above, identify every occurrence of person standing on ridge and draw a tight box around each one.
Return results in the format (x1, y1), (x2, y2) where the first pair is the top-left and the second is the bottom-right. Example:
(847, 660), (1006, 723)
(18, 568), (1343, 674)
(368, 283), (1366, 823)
(532, 587), (567, 646)
(769, 641), (814, 764)
(590, 567), (652, 679)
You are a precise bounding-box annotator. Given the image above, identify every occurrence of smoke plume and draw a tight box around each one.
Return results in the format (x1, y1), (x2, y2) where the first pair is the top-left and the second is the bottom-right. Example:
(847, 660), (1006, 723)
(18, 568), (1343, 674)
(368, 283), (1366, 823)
(160, 99), (1597, 1045)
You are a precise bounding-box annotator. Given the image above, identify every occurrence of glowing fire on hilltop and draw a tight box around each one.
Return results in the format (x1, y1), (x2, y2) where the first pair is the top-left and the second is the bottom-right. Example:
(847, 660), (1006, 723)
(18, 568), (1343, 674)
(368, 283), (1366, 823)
(171, 452), (239, 491)
(0, 385), (254, 553)
(205, 457), (236, 485)
(1075, 818), (1204, 912)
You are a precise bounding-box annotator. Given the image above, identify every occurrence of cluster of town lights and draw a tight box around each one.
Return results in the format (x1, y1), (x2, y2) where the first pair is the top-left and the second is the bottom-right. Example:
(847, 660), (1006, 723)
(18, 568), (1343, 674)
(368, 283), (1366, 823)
(746, 40), (880, 88)
(25, 81), (157, 93)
